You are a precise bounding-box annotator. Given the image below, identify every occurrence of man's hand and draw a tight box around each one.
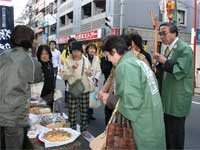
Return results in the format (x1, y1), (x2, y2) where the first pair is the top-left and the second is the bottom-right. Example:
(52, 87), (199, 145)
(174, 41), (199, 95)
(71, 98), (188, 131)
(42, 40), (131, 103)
(153, 53), (167, 64)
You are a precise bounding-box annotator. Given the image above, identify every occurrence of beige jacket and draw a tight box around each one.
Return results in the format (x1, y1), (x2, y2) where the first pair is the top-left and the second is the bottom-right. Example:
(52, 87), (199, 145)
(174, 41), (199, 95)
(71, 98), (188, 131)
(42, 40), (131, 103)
(89, 55), (101, 81)
(62, 55), (92, 93)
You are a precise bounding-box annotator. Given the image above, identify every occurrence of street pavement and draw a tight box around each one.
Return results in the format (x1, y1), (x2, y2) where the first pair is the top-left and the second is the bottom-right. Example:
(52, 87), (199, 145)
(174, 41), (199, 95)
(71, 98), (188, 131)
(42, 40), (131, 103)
(185, 96), (200, 150)
(56, 78), (200, 150)
(195, 87), (200, 96)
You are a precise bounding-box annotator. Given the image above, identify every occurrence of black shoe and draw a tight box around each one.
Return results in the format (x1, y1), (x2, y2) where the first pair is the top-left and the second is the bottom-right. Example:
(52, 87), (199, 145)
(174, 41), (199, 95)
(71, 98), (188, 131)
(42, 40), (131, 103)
(89, 116), (96, 120)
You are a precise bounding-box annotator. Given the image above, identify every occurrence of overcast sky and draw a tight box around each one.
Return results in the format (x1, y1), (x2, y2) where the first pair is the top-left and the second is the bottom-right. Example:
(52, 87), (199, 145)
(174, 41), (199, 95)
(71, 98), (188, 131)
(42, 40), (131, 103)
(13, 0), (28, 20)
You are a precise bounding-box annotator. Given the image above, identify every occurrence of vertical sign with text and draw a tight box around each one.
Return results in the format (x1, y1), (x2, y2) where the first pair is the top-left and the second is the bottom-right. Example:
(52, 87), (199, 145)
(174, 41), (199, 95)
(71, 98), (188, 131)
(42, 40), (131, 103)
(0, 0), (14, 54)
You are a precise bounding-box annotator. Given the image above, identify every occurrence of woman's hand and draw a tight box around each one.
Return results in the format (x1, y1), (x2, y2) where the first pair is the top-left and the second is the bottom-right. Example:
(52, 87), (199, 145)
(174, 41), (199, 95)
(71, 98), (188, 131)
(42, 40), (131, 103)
(58, 68), (64, 75)
(137, 53), (146, 61)
(85, 69), (92, 76)
(72, 63), (79, 70)
(97, 90), (109, 105)
(101, 93), (110, 105)
(96, 90), (104, 100)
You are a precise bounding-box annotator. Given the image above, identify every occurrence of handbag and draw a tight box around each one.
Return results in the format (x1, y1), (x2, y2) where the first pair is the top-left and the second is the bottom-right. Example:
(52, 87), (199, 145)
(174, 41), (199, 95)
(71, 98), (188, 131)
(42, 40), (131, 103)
(90, 100), (136, 150)
(89, 131), (107, 150)
(106, 112), (136, 150)
(90, 101), (119, 150)
(68, 58), (85, 98)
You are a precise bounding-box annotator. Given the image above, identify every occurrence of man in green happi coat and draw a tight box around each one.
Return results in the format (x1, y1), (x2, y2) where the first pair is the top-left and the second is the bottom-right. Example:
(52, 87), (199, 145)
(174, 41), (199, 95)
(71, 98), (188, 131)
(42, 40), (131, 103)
(103, 36), (166, 150)
(154, 22), (194, 150)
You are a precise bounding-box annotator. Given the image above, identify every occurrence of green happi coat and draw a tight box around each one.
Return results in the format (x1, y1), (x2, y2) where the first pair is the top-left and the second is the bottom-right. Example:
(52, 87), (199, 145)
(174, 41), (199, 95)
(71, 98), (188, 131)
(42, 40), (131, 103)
(162, 39), (194, 117)
(115, 51), (166, 150)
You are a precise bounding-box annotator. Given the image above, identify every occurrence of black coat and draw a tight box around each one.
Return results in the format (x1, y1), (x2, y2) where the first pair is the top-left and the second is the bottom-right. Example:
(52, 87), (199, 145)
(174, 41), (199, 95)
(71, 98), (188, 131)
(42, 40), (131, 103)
(100, 56), (112, 82)
(40, 61), (55, 97)
(141, 50), (152, 68)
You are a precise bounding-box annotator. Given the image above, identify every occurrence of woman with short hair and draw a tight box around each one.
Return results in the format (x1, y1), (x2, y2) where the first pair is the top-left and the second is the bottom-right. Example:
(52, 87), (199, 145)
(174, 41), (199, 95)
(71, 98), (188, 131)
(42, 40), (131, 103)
(0, 25), (43, 149)
(37, 45), (54, 110)
(102, 35), (166, 150)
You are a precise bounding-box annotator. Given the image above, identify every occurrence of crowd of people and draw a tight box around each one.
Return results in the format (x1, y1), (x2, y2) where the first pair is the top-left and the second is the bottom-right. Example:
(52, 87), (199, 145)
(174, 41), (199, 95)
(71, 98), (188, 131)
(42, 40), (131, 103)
(0, 22), (194, 150)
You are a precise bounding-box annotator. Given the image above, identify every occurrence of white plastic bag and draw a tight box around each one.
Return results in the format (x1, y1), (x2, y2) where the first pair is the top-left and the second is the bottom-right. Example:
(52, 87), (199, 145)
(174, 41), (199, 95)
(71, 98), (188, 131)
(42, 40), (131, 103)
(31, 82), (63, 101)
(54, 89), (63, 101)
(89, 88), (101, 109)
(31, 82), (44, 98)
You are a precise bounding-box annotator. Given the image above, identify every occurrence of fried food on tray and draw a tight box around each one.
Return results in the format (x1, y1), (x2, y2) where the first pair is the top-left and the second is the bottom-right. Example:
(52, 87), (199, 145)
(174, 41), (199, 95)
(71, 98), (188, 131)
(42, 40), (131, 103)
(46, 122), (65, 128)
(29, 107), (51, 114)
(40, 108), (51, 114)
(43, 129), (72, 142)
(29, 107), (41, 114)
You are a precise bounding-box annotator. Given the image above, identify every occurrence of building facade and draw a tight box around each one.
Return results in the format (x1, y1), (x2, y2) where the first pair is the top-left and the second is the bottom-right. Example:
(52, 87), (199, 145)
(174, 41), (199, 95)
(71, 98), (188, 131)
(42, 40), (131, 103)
(32, 0), (57, 44)
(57, 0), (106, 48)
(15, 0), (57, 55)
(57, 0), (199, 53)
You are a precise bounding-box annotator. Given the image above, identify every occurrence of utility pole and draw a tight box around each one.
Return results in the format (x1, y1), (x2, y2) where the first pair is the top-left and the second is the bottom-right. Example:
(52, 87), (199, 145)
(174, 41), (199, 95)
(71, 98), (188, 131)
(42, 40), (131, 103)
(194, 0), (197, 90)
(56, 0), (60, 41)
(28, 4), (33, 26)
(120, 0), (125, 35)
(194, 0), (197, 87)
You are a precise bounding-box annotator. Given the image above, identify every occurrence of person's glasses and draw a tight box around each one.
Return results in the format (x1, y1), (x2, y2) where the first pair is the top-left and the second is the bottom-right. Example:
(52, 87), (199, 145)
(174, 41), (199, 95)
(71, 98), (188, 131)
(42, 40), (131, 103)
(159, 31), (169, 36)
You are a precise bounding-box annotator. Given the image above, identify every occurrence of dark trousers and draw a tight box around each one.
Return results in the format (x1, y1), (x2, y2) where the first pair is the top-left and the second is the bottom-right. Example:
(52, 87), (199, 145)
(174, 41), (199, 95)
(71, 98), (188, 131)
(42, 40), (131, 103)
(23, 126), (33, 149)
(164, 114), (185, 150)
(0, 127), (24, 150)
(64, 80), (68, 104)
(53, 67), (58, 88)
(42, 91), (54, 110)
(104, 106), (113, 125)
(88, 108), (94, 118)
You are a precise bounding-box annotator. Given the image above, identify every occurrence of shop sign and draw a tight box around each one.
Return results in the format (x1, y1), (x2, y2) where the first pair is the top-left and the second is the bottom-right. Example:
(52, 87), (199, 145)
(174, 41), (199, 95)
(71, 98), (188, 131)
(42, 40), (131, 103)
(111, 28), (120, 36)
(75, 29), (103, 41)
(58, 36), (70, 44)
(58, 29), (103, 44)
(0, 4), (14, 53)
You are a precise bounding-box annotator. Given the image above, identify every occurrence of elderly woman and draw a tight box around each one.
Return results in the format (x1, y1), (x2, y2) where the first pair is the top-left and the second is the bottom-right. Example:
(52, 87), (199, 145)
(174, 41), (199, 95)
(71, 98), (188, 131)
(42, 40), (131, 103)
(0, 25), (43, 149)
(102, 35), (166, 150)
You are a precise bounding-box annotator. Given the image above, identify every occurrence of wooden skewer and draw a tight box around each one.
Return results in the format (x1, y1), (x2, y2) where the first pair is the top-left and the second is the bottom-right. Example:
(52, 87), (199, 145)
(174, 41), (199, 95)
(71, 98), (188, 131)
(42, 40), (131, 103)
(150, 10), (159, 72)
